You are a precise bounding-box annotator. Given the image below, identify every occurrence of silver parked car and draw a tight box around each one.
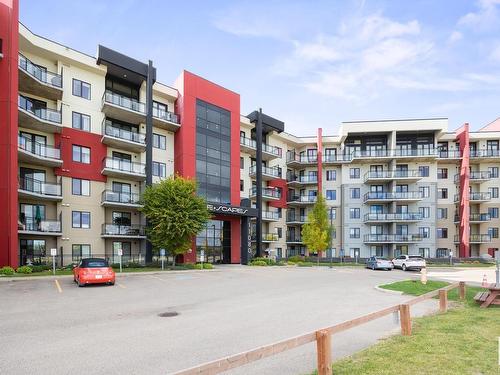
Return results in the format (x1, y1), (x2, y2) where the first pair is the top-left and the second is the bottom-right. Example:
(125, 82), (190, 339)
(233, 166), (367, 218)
(366, 256), (394, 271)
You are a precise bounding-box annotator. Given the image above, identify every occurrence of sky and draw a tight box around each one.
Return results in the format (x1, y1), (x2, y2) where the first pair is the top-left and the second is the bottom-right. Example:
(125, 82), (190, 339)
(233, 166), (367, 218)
(20, 0), (500, 136)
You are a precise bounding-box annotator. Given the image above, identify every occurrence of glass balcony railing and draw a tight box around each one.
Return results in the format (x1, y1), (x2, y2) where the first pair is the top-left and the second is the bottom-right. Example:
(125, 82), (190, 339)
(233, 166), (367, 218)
(102, 224), (146, 236)
(454, 234), (491, 243)
(454, 213), (491, 222)
(323, 154), (352, 162)
(152, 107), (179, 124)
(364, 213), (423, 222)
(19, 219), (61, 233)
(18, 136), (61, 160)
(287, 194), (317, 203)
(102, 157), (146, 175)
(18, 176), (62, 196)
(286, 235), (302, 242)
(363, 234), (422, 242)
(470, 149), (500, 158)
(249, 187), (282, 199)
(102, 120), (146, 145)
(103, 90), (145, 114)
(249, 165), (281, 178)
(455, 192), (491, 202)
(437, 149), (461, 158)
(286, 151), (318, 164)
(101, 190), (141, 205)
(287, 175), (318, 184)
(286, 214), (307, 223)
(393, 148), (438, 157)
(364, 170), (423, 181)
(251, 233), (279, 241)
(363, 191), (422, 201)
(18, 53), (62, 88)
(351, 149), (391, 158)
(262, 210), (280, 220)
(18, 95), (62, 124)
(240, 136), (282, 157)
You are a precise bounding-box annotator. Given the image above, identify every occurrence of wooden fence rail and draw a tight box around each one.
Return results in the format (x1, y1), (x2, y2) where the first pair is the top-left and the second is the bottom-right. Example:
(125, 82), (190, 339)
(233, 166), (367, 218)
(172, 281), (465, 375)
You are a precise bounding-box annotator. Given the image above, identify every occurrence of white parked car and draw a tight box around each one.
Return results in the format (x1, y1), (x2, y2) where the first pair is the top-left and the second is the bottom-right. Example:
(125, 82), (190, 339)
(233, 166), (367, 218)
(391, 255), (426, 271)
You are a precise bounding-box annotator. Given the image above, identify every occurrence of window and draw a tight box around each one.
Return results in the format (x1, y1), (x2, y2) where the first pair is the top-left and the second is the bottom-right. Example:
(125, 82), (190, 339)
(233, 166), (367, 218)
(326, 170), (336, 181)
(437, 228), (448, 238)
(350, 208), (360, 219)
(350, 228), (360, 238)
(438, 188), (448, 199)
(19, 239), (46, 265)
(72, 112), (90, 131)
(72, 244), (91, 261)
(350, 188), (360, 199)
(240, 179), (244, 192)
(153, 133), (166, 149)
(72, 211), (90, 229)
(419, 166), (429, 177)
(152, 161), (166, 178)
(350, 168), (360, 179)
(437, 208), (448, 219)
(437, 168), (448, 179)
(72, 78), (91, 99)
(72, 178), (90, 196)
(277, 228), (282, 238)
(436, 248), (448, 258)
(488, 227), (499, 238)
(419, 186), (430, 198)
(419, 227), (430, 238)
(72, 145), (90, 164)
(329, 208), (336, 220)
(488, 167), (499, 178)
(240, 157), (244, 169)
(488, 207), (499, 218)
(419, 248), (430, 258)
(489, 187), (499, 198)
(277, 208), (282, 218)
(326, 190), (336, 200)
(419, 207), (430, 218)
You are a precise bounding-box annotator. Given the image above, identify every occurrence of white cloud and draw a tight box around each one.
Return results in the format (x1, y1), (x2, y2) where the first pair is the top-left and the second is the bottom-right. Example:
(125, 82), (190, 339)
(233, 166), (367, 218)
(489, 42), (500, 62)
(448, 31), (463, 43)
(458, 0), (500, 31)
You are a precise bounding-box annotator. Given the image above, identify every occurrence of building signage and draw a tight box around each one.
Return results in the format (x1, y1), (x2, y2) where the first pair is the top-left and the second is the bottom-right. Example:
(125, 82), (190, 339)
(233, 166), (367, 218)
(207, 203), (258, 217)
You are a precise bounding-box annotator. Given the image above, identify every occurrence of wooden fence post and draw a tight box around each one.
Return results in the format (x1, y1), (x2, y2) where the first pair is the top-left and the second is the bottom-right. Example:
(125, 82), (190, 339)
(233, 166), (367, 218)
(439, 289), (448, 312)
(316, 330), (332, 375)
(459, 281), (466, 301)
(399, 304), (411, 336)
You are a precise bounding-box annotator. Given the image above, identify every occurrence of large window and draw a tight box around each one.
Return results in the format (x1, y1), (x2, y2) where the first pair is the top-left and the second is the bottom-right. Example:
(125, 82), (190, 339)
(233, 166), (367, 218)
(19, 239), (46, 265)
(153, 133), (166, 149)
(326, 189), (336, 200)
(195, 99), (231, 203)
(72, 78), (91, 99)
(72, 112), (91, 131)
(72, 145), (90, 164)
(350, 168), (360, 179)
(72, 244), (91, 261)
(72, 178), (90, 196)
(72, 211), (90, 229)
(350, 208), (360, 219)
(326, 170), (336, 181)
(152, 161), (166, 178)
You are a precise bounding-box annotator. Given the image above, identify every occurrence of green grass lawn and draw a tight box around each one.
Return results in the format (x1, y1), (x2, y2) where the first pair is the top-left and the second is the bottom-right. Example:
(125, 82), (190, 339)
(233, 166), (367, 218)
(311, 280), (499, 375)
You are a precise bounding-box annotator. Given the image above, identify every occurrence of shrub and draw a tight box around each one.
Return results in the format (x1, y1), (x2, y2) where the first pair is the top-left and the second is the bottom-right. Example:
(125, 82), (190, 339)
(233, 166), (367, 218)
(31, 265), (51, 273)
(194, 263), (214, 270)
(287, 255), (305, 263)
(16, 265), (33, 274)
(0, 266), (15, 276)
(297, 261), (314, 267)
(252, 257), (276, 265)
(124, 262), (143, 269)
(250, 260), (268, 266)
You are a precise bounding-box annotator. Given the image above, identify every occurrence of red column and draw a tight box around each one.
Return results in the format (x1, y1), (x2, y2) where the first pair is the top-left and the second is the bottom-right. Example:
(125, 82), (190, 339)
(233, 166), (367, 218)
(0, 0), (19, 267)
(317, 128), (323, 195)
(456, 123), (470, 258)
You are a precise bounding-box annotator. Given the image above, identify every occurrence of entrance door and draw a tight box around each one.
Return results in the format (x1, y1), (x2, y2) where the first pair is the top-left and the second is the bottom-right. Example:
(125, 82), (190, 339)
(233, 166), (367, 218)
(196, 220), (231, 264)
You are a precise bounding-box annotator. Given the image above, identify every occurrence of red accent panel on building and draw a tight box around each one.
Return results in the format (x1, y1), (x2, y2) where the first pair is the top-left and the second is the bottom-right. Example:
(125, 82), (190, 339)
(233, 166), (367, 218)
(54, 128), (107, 182)
(456, 123), (470, 258)
(0, 0), (19, 267)
(174, 70), (241, 263)
(268, 178), (287, 208)
(317, 127), (323, 194)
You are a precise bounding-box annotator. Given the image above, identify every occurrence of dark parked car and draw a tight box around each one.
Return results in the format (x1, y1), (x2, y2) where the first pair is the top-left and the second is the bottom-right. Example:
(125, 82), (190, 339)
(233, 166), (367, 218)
(366, 256), (394, 271)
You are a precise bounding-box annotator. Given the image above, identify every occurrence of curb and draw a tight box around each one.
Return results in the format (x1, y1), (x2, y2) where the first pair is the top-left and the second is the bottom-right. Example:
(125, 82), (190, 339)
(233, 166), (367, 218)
(374, 285), (404, 295)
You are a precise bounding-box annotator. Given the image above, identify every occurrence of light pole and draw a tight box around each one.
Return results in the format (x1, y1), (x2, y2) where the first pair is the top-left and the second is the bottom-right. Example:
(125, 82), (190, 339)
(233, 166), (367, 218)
(212, 224), (216, 263)
(329, 207), (333, 268)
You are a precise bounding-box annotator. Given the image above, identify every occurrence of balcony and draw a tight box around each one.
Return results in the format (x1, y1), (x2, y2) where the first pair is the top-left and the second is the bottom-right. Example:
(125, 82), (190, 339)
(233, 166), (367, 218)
(286, 235), (303, 244)
(454, 192), (491, 203)
(152, 107), (180, 132)
(101, 190), (142, 209)
(363, 191), (423, 203)
(350, 149), (392, 162)
(454, 234), (491, 244)
(393, 148), (438, 160)
(18, 136), (62, 167)
(287, 175), (318, 187)
(286, 151), (318, 166)
(454, 171), (491, 184)
(437, 149), (461, 161)
(469, 149), (500, 163)
(363, 234), (422, 243)
(18, 219), (62, 236)
(287, 194), (317, 205)
(101, 157), (146, 181)
(18, 95), (62, 133)
(18, 177), (62, 201)
(286, 213), (307, 224)
(101, 90), (146, 124)
(251, 210), (280, 222)
(101, 224), (147, 238)
(322, 154), (352, 164)
(249, 165), (281, 180)
(101, 120), (146, 153)
(249, 187), (281, 201)
(363, 213), (423, 223)
(364, 170), (423, 183)
(239, 136), (282, 161)
(251, 233), (279, 243)
(454, 213), (491, 223)
(18, 53), (63, 101)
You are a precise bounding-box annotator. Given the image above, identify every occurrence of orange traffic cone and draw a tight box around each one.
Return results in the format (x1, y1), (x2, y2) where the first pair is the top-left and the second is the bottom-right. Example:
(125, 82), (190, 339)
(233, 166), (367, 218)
(482, 274), (488, 287)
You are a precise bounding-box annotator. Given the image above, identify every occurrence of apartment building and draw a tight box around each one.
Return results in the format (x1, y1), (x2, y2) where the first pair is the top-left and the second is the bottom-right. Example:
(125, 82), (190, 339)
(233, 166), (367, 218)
(1, 1), (499, 267)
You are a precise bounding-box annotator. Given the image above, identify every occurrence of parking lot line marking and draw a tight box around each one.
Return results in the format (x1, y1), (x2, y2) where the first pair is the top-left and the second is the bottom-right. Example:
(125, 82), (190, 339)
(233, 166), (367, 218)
(148, 275), (165, 282)
(117, 283), (126, 289)
(54, 279), (62, 293)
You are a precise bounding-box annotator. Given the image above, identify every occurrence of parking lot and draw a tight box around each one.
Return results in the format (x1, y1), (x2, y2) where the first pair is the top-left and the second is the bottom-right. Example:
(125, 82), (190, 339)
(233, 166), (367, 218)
(1, 266), (440, 375)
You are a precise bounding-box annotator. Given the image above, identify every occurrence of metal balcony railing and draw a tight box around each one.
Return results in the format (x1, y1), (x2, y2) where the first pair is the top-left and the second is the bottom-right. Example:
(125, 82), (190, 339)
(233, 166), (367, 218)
(249, 187), (281, 199)
(393, 148), (438, 157)
(323, 154), (352, 162)
(252, 233), (279, 241)
(286, 235), (303, 242)
(470, 149), (500, 158)
(102, 224), (146, 236)
(18, 176), (62, 196)
(363, 234), (422, 242)
(262, 210), (280, 220)
(19, 219), (62, 233)
(287, 175), (318, 184)
(364, 170), (423, 181)
(363, 191), (422, 201)
(240, 136), (282, 157)
(249, 165), (281, 178)
(454, 171), (491, 183)
(152, 107), (179, 124)
(351, 149), (390, 158)
(102, 90), (145, 114)
(18, 53), (62, 88)
(364, 213), (423, 221)
(102, 120), (146, 144)
(287, 194), (317, 203)
(286, 213), (307, 223)
(101, 190), (141, 205)
(102, 157), (146, 175)
(18, 95), (62, 123)
(18, 136), (61, 160)
(437, 149), (461, 158)
(454, 234), (491, 243)
(455, 192), (491, 201)
(286, 151), (318, 164)
(454, 213), (491, 222)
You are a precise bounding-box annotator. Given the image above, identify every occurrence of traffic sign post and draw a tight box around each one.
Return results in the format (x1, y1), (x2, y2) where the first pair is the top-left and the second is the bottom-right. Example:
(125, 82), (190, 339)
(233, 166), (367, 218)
(200, 249), (205, 270)
(118, 247), (123, 273)
(50, 248), (57, 275)
(449, 250), (453, 266)
(160, 248), (165, 270)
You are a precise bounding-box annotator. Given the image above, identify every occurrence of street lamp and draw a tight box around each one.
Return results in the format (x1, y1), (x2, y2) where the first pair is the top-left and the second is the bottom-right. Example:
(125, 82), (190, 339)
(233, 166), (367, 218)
(329, 207), (334, 268)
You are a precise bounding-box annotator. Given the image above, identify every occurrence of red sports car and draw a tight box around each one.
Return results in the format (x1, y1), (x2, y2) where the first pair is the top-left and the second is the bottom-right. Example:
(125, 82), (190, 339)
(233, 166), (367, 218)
(73, 258), (115, 287)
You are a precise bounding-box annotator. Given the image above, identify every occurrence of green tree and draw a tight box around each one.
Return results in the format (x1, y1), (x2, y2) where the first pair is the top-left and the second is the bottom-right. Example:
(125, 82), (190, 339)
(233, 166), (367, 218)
(140, 175), (210, 266)
(301, 194), (333, 265)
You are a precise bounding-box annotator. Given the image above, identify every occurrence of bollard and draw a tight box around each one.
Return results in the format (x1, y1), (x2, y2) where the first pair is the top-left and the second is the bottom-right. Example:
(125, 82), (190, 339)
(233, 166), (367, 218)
(316, 330), (332, 375)
(400, 304), (412, 336)
(459, 282), (466, 300)
(439, 289), (448, 313)
(420, 267), (427, 285)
